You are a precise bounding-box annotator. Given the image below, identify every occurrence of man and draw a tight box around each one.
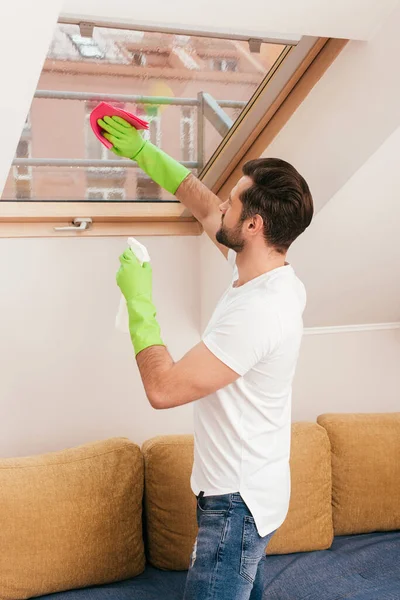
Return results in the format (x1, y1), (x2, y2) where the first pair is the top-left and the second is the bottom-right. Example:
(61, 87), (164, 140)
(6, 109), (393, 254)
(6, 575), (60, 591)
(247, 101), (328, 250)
(97, 115), (313, 600)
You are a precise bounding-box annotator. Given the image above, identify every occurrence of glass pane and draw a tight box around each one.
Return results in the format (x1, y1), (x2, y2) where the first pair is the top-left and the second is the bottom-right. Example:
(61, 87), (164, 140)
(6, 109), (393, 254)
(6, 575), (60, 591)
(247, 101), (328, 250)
(16, 140), (30, 158)
(2, 23), (287, 202)
(1, 166), (197, 202)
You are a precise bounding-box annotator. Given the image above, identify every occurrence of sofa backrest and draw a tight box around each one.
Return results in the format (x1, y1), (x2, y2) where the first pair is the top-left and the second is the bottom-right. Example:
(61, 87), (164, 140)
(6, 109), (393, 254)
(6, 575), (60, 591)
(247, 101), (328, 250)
(0, 438), (145, 600)
(317, 413), (400, 535)
(3, 412), (399, 600)
(142, 422), (334, 570)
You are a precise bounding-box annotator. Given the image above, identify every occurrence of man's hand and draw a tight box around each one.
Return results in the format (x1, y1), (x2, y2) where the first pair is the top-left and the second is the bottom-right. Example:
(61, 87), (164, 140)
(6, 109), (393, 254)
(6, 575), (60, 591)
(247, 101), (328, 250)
(97, 115), (189, 195)
(98, 116), (146, 159)
(116, 249), (164, 356)
(117, 248), (152, 302)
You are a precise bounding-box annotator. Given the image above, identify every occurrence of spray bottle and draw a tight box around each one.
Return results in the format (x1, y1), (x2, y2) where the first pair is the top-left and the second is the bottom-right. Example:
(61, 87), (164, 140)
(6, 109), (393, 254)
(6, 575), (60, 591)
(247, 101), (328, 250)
(115, 237), (151, 333)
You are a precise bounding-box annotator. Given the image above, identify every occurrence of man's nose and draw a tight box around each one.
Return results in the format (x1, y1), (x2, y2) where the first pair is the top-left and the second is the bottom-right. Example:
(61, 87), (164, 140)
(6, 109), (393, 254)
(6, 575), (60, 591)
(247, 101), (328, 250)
(219, 200), (228, 214)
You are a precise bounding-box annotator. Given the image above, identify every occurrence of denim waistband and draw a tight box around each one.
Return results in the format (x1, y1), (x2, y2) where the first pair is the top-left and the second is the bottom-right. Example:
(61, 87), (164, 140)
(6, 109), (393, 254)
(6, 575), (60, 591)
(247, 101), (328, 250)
(198, 491), (243, 503)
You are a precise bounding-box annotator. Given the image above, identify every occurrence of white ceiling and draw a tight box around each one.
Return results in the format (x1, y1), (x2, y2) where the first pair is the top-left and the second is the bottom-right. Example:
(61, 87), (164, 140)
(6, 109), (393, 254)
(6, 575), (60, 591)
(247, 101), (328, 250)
(61, 0), (400, 41)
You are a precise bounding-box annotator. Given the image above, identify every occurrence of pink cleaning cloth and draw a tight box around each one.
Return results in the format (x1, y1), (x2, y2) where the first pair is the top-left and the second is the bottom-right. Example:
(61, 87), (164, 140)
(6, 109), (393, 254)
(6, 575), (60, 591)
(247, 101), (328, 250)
(90, 102), (149, 150)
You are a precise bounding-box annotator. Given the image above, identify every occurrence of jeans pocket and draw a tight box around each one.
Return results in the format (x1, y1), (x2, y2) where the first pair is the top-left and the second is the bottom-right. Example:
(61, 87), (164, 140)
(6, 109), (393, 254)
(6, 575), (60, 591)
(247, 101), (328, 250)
(197, 494), (230, 516)
(239, 516), (266, 584)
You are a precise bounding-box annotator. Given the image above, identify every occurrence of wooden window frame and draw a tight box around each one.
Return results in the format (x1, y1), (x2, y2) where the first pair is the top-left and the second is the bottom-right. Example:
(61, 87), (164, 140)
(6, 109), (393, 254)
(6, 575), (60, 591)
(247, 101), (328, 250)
(201, 37), (348, 196)
(0, 27), (346, 238)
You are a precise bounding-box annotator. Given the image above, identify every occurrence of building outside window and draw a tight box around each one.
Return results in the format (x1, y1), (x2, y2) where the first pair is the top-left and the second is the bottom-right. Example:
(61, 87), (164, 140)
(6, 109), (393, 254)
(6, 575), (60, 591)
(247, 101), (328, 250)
(136, 176), (161, 201)
(209, 57), (238, 72)
(86, 188), (126, 201)
(70, 34), (105, 59)
(180, 106), (195, 162)
(130, 51), (147, 66)
(13, 113), (32, 200)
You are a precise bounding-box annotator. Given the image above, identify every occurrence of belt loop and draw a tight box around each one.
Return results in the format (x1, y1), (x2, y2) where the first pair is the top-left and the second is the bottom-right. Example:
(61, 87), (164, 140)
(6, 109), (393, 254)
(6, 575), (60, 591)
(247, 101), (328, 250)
(198, 491), (204, 500)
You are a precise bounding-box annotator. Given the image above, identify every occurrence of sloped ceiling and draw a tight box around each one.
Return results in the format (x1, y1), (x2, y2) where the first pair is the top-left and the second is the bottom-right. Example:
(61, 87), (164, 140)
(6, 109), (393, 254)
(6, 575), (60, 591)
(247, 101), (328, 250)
(61, 0), (399, 41)
(263, 5), (400, 216)
(0, 1), (63, 196)
(262, 3), (400, 326)
(289, 124), (400, 327)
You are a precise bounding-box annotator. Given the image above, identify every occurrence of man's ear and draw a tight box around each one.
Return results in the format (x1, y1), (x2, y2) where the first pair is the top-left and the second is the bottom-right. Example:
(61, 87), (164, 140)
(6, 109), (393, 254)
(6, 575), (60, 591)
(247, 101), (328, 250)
(247, 214), (263, 234)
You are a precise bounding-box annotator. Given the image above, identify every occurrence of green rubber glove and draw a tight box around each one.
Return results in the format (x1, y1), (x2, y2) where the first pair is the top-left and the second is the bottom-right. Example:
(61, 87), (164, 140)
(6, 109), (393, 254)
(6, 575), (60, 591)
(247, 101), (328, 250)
(116, 248), (164, 356)
(98, 116), (146, 159)
(97, 115), (190, 195)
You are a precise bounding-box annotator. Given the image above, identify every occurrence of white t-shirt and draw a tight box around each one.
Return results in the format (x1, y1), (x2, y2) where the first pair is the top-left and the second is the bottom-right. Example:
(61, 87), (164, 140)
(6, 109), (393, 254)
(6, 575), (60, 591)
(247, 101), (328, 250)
(190, 250), (306, 537)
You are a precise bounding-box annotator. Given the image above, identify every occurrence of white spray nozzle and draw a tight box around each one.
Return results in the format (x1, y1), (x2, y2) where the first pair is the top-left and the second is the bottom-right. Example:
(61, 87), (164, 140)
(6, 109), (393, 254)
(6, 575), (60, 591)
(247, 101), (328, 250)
(127, 237), (150, 265)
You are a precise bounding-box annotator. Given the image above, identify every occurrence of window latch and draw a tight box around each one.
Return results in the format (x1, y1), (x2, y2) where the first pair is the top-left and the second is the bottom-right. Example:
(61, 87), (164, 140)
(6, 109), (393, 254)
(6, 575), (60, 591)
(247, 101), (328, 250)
(54, 218), (92, 232)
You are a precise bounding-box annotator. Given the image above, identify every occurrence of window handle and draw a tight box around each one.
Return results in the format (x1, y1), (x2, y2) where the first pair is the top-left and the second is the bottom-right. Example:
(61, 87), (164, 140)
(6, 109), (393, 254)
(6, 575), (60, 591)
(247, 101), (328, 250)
(54, 218), (92, 232)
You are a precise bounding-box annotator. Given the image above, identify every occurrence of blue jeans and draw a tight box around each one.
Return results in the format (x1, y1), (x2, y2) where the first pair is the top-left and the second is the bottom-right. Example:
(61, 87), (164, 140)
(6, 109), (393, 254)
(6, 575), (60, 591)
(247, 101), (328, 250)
(183, 492), (275, 600)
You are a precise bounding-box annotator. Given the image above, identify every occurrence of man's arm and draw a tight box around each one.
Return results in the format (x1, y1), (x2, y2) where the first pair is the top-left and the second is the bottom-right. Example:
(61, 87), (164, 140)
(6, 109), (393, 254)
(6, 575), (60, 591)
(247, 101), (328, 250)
(97, 117), (227, 258)
(136, 342), (239, 409)
(175, 174), (228, 258)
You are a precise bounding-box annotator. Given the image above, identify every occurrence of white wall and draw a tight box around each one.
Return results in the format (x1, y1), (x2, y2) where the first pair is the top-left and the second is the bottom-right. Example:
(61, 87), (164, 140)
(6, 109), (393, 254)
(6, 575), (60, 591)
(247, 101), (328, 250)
(0, 236), (200, 458)
(1, 2), (399, 460)
(294, 328), (400, 421)
(1, 230), (398, 460)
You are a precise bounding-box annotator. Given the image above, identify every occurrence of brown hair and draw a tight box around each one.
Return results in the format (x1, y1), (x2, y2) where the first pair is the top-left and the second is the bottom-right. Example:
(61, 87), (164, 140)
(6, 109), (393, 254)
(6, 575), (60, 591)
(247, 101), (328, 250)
(240, 158), (314, 253)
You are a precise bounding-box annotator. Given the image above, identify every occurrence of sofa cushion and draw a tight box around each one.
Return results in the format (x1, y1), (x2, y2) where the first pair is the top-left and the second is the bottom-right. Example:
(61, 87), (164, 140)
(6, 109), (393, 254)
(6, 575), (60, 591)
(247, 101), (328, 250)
(260, 531), (400, 600)
(267, 422), (333, 554)
(317, 413), (400, 535)
(36, 567), (188, 600)
(0, 438), (145, 600)
(142, 423), (333, 569)
(34, 532), (400, 600)
(142, 435), (197, 570)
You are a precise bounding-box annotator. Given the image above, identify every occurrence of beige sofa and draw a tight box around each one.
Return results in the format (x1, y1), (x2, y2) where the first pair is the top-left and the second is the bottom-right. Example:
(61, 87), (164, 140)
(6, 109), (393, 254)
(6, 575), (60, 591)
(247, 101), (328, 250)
(1, 413), (399, 600)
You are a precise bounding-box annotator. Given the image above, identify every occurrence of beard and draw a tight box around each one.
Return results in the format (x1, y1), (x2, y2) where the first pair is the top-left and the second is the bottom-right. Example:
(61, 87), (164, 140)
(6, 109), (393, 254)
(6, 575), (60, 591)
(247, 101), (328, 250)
(215, 219), (245, 252)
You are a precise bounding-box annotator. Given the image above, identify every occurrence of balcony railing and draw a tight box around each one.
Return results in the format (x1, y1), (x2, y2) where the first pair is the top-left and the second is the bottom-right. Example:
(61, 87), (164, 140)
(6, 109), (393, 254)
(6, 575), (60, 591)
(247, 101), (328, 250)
(14, 90), (246, 173)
